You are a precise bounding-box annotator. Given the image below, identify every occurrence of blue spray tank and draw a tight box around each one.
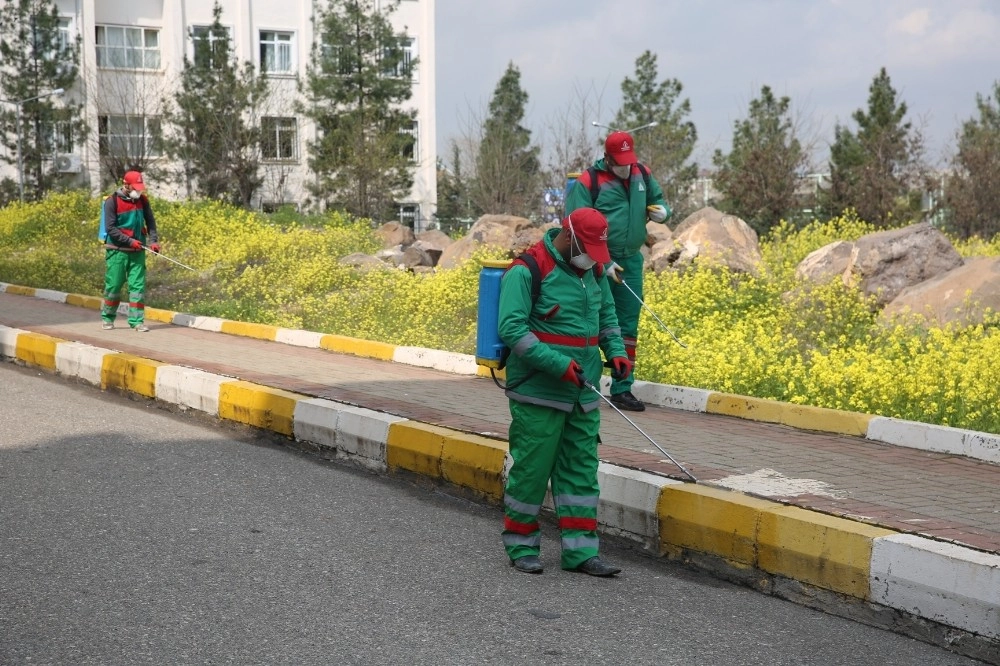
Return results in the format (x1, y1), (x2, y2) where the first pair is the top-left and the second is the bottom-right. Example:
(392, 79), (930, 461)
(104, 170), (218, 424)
(475, 259), (512, 369)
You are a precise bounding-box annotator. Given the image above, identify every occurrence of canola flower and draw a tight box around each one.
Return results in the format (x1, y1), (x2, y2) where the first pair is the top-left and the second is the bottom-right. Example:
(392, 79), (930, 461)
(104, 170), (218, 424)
(1, 194), (998, 434)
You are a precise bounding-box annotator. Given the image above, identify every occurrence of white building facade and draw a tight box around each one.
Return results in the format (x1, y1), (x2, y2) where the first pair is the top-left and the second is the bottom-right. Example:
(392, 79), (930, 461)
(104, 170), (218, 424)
(18, 0), (436, 229)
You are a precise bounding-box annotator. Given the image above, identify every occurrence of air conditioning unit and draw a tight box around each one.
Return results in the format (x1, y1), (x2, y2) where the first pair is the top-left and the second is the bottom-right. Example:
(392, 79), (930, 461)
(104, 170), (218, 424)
(54, 154), (82, 173)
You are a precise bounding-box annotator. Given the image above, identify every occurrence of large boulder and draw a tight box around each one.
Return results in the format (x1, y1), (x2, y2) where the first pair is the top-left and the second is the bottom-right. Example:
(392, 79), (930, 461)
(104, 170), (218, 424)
(415, 229), (454, 252)
(645, 221), (672, 247)
(339, 252), (393, 271)
(667, 207), (762, 273)
(375, 221), (415, 249)
(796, 241), (855, 283)
(843, 223), (964, 306)
(883, 256), (1000, 326)
(437, 215), (528, 269)
(648, 240), (678, 274)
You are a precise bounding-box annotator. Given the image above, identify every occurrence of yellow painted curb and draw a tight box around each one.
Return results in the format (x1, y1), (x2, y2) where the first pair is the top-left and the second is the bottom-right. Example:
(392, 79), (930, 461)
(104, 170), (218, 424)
(757, 505), (895, 598)
(779, 403), (873, 437)
(707, 393), (873, 436)
(5, 285), (35, 297)
(145, 307), (176, 324)
(320, 334), (395, 361)
(658, 484), (775, 564)
(67, 293), (102, 309)
(221, 320), (279, 341)
(707, 393), (786, 424)
(386, 421), (447, 477)
(218, 380), (300, 436)
(15, 332), (63, 370)
(440, 433), (508, 501)
(101, 353), (164, 397)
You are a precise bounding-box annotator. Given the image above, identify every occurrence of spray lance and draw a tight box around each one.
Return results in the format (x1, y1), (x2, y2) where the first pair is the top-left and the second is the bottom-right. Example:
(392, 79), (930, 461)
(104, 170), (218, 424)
(142, 244), (197, 272)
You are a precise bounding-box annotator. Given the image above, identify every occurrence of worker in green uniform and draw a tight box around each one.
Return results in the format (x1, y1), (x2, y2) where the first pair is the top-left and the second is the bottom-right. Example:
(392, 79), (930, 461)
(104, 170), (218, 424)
(498, 207), (632, 576)
(565, 131), (671, 411)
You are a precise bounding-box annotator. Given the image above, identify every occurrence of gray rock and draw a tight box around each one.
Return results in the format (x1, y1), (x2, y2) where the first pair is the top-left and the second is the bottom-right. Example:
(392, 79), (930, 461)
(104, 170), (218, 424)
(843, 223), (964, 306)
(883, 256), (1000, 326)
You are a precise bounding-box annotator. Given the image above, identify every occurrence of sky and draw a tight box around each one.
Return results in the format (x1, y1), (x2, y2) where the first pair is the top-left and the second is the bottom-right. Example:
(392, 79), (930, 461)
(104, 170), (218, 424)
(434, 0), (1000, 173)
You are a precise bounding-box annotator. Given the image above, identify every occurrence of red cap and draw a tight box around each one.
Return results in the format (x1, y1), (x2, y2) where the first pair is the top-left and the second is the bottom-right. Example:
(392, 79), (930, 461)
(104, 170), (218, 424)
(563, 208), (611, 264)
(123, 170), (146, 191)
(604, 131), (637, 165)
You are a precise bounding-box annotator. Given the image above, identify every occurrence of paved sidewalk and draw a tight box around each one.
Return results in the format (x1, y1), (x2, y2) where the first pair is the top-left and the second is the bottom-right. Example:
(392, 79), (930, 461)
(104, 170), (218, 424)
(2, 292), (998, 557)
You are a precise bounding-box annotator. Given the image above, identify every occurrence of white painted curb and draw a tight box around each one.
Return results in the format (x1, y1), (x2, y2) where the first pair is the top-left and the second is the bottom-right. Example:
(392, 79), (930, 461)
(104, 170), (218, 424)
(393, 346), (480, 375)
(55, 342), (107, 387)
(0, 325), (23, 358)
(275, 328), (326, 348)
(172, 313), (225, 332)
(598, 463), (680, 547)
(155, 366), (227, 415)
(871, 533), (1000, 639)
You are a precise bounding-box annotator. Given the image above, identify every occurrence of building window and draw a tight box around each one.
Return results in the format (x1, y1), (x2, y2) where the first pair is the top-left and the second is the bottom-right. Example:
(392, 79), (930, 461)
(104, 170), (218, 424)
(98, 115), (162, 157)
(261, 117), (297, 160)
(383, 37), (416, 80)
(320, 43), (354, 76)
(398, 38), (416, 80)
(398, 204), (419, 229)
(401, 119), (418, 162)
(191, 25), (231, 69)
(96, 25), (160, 70)
(57, 17), (73, 51)
(259, 31), (293, 74)
(41, 120), (74, 155)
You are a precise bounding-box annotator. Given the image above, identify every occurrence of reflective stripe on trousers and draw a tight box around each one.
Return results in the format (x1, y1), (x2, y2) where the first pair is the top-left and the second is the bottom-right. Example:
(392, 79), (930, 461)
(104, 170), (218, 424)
(502, 400), (601, 569)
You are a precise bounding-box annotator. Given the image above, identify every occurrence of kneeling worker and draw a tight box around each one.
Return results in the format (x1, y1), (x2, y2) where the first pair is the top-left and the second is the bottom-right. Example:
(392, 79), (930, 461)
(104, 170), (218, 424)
(498, 207), (633, 576)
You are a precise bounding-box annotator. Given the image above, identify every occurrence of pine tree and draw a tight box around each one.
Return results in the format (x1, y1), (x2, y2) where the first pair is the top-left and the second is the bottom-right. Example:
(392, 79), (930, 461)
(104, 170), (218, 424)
(825, 67), (925, 227)
(711, 86), (807, 234)
(470, 62), (540, 217)
(943, 81), (1000, 239)
(0, 0), (85, 202)
(612, 50), (697, 219)
(298, 0), (416, 221)
(162, 2), (270, 207)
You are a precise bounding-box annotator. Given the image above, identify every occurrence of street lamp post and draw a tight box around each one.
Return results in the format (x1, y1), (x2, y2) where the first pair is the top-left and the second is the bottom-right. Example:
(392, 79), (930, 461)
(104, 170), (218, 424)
(591, 120), (659, 134)
(2, 88), (65, 202)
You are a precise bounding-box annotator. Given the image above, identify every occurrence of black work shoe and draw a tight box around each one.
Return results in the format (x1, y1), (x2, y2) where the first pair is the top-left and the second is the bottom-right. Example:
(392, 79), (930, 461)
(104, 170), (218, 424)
(573, 557), (621, 577)
(510, 555), (544, 574)
(609, 391), (645, 412)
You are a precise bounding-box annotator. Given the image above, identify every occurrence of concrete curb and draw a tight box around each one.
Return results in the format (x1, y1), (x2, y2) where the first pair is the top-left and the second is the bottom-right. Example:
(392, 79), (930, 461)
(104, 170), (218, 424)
(4, 281), (996, 465)
(2, 322), (998, 659)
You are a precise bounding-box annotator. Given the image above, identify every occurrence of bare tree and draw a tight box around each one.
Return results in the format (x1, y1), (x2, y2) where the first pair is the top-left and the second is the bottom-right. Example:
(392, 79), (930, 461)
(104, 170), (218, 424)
(942, 81), (1000, 239)
(83, 67), (166, 190)
(540, 79), (609, 183)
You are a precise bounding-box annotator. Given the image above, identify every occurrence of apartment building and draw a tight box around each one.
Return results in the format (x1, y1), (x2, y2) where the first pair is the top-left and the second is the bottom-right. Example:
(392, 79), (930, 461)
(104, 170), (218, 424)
(11, 0), (436, 229)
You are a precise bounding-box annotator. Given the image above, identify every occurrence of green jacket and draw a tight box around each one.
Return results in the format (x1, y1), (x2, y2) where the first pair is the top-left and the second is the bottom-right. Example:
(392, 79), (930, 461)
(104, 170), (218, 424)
(565, 158), (669, 259)
(498, 228), (627, 412)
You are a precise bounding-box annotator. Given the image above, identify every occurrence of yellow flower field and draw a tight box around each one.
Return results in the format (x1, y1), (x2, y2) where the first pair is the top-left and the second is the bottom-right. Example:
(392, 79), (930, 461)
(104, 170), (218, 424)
(1, 193), (998, 434)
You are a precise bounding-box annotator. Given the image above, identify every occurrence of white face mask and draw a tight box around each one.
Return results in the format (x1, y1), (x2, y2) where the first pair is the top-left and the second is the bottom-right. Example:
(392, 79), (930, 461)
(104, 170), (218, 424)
(611, 164), (631, 179)
(566, 215), (596, 269)
(570, 253), (596, 270)
(129, 189), (141, 200)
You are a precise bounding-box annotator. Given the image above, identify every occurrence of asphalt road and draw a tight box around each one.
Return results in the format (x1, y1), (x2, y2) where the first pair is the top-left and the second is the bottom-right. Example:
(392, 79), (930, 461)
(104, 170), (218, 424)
(0, 363), (984, 666)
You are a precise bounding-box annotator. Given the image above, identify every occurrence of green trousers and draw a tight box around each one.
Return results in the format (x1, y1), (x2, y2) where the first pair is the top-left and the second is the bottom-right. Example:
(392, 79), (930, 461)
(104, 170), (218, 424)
(101, 249), (147, 327)
(502, 400), (602, 570)
(608, 251), (644, 394)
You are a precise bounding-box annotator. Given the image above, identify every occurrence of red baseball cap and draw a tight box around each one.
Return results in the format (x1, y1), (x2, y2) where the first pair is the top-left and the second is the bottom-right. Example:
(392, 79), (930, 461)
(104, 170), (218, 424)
(123, 170), (146, 191)
(563, 208), (611, 264)
(604, 130), (637, 165)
